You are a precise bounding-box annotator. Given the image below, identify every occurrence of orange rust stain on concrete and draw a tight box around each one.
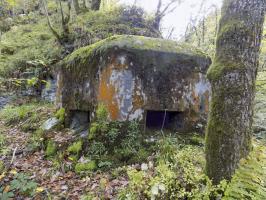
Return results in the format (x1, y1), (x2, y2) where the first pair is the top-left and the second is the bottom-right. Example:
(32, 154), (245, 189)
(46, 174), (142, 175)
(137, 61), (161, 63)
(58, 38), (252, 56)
(98, 64), (119, 120)
(204, 91), (209, 113)
(192, 89), (200, 113)
(127, 81), (144, 119)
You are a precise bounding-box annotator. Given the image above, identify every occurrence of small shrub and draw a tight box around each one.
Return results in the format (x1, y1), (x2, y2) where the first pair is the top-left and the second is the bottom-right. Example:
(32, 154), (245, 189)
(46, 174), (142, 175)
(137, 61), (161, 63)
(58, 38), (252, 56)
(87, 104), (147, 167)
(75, 161), (97, 173)
(27, 129), (44, 152)
(8, 173), (38, 197)
(55, 108), (65, 123)
(45, 140), (57, 157)
(67, 141), (83, 155)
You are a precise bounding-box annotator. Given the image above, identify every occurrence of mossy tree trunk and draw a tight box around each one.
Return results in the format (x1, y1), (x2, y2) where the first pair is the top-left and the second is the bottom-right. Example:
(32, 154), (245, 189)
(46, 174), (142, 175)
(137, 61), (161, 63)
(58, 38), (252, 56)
(205, 0), (265, 184)
(91, 0), (101, 10)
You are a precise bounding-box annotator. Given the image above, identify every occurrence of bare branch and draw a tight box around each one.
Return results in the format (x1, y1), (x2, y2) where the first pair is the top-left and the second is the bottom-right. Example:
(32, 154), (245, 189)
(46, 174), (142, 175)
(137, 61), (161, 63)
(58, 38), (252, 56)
(41, 0), (62, 43)
(153, 0), (180, 30)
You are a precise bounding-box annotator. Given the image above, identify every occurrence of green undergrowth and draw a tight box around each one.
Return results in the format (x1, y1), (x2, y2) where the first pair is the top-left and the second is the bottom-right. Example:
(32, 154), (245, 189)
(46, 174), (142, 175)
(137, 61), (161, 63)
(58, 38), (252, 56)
(118, 137), (227, 200)
(0, 5), (159, 79)
(78, 104), (154, 171)
(0, 101), (54, 132)
(71, 6), (159, 48)
(0, 16), (61, 77)
(223, 140), (266, 199)
(254, 71), (266, 141)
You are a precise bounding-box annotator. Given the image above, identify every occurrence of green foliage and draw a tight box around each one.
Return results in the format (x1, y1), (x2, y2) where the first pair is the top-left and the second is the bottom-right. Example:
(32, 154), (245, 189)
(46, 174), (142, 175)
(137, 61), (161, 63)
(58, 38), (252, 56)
(0, 161), (4, 173)
(75, 161), (97, 173)
(0, 187), (14, 200)
(45, 140), (57, 157)
(55, 108), (65, 123)
(72, 6), (159, 48)
(0, 16), (61, 77)
(10, 173), (37, 196)
(118, 137), (227, 199)
(96, 103), (108, 121)
(67, 140), (83, 155)
(0, 4), (159, 79)
(0, 132), (6, 148)
(81, 192), (97, 200)
(87, 104), (148, 167)
(0, 102), (53, 132)
(223, 142), (266, 200)
(0, 172), (38, 198)
(26, 77), (38, 87)
(26, 129), (44, 152)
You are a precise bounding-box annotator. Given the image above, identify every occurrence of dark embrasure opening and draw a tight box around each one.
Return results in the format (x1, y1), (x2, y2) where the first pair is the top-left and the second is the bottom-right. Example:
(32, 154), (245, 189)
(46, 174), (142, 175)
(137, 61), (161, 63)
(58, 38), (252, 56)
(69, 110), (90, 130)
(145, 110), (184, 130)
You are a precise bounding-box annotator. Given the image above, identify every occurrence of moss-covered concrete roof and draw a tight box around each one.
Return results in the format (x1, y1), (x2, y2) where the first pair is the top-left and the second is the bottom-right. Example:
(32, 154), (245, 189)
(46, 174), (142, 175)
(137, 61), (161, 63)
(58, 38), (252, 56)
(62, 35), (209, 69)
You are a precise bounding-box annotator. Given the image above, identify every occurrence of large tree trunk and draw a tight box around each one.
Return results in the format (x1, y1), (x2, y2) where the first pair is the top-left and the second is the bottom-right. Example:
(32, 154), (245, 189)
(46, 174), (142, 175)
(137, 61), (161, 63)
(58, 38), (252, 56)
(205, 0), (265, 184)
(91, 0), (101, 10)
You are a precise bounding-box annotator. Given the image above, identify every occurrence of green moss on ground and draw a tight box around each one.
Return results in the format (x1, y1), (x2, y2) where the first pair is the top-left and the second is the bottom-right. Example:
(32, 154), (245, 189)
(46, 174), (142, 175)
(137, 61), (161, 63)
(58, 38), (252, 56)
(75, 161), (97, 173)
(45, 140), (57, 157)
(0, 102), (54, 132)
(0, 5), (159, 79)
(0, 17), (61, 77)
(55, 108), (65, 123)
(67, 140), (83, 155)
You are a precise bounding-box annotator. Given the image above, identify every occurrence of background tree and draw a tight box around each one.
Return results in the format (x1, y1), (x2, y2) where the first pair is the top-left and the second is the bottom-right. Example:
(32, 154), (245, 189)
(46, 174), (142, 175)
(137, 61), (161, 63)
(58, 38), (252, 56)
(153, 0), (181, 31)
(73, 0), (80, 13)
(91, 0), (101, 10)
(205, 0), (265, 184)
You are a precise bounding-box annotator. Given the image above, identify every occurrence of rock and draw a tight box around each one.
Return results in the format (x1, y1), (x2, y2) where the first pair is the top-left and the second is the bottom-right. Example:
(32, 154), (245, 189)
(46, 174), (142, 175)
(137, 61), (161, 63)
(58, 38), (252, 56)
(141, 163), (148, 171)
(41, 78), (57, 102)
(41, 117), (60, 131)
(0, 95), (12, 109)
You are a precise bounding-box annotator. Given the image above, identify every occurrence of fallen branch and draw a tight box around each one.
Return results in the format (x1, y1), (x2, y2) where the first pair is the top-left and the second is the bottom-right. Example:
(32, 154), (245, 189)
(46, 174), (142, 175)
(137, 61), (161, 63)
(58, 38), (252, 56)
(10, 146), (17, 165)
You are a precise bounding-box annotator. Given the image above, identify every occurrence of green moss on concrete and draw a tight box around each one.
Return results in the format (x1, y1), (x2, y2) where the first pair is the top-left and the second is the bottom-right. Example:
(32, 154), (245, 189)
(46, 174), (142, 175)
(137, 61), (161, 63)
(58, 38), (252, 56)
(62, 35), (209, 70)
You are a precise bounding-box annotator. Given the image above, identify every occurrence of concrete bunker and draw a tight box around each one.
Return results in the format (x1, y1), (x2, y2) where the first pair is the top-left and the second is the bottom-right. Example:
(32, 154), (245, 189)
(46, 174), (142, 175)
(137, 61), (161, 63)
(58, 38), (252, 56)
(57, 35), (211, 132)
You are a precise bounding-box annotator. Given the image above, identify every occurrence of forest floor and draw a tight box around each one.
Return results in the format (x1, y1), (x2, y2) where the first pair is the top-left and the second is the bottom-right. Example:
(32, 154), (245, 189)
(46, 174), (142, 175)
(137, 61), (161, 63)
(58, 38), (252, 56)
(0, 119), (132, 199)
(1, 114), (266, 199)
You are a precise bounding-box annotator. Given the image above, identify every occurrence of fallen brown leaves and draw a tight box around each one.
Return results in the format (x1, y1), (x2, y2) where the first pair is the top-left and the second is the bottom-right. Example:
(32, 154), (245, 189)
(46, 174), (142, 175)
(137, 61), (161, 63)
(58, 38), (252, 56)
(0, 120), (130, 199)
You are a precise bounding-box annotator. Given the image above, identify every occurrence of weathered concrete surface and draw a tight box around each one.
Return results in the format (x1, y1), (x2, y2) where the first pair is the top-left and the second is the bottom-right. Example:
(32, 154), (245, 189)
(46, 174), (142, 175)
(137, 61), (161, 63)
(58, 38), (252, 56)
(57, 35), (211, 131)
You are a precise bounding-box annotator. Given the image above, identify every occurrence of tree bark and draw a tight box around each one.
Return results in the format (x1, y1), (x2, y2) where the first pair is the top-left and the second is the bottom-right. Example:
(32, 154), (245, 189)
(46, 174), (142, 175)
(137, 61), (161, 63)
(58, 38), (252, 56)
(73, 0), (80, 14)
(206, 0), (265, 184)
(91, 0), (101, 10)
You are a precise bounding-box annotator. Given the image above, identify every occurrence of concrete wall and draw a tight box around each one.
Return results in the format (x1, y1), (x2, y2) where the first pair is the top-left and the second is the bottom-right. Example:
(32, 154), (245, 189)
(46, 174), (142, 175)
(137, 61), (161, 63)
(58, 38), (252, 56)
(57, 38), (211, 131)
